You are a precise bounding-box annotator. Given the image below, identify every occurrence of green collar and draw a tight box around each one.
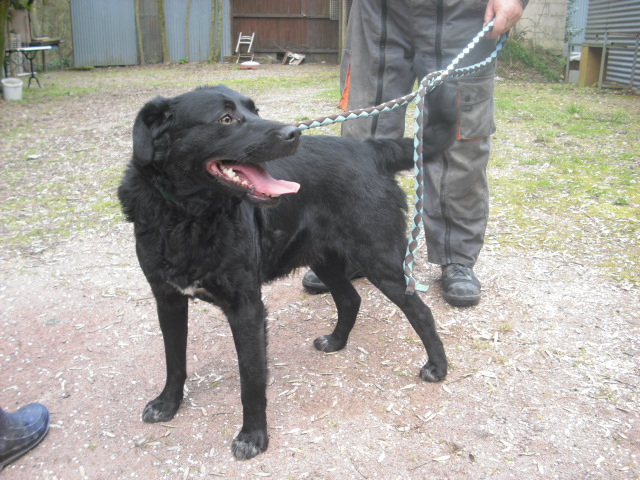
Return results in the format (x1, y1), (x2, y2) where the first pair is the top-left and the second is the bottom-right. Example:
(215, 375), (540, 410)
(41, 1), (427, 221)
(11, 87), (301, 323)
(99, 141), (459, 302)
(154, 184), (179, 206)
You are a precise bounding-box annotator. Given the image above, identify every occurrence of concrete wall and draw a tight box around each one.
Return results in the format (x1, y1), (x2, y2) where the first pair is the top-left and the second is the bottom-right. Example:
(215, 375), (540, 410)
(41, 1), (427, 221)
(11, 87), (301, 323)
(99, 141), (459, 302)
(516, 0), (569, 52)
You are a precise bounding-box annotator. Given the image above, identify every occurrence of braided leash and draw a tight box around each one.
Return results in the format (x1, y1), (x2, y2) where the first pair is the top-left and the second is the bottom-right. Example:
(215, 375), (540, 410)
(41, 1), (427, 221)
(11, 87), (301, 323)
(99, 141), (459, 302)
(292, 20), (507, 294)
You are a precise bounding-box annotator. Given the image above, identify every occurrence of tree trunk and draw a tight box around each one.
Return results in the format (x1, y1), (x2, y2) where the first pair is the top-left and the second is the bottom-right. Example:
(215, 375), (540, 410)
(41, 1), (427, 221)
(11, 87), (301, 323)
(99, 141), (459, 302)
(135, 0), (145, 65)
(157, 0), (169, 63)
(0, 0), (10, 63)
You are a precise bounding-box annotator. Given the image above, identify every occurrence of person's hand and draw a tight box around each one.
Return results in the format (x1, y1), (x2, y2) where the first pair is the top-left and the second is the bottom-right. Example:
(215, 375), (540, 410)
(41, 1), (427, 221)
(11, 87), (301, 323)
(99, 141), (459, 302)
(484, 0), (525, 38)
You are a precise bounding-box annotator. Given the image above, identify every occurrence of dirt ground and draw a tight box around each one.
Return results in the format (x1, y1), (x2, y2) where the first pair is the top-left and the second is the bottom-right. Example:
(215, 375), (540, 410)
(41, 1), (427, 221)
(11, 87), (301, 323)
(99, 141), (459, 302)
(1, 63), (638, 480)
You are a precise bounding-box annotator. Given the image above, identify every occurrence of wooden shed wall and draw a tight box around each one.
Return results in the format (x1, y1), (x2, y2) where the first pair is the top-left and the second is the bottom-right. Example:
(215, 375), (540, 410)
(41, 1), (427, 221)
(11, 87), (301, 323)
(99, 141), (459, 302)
(232, 0), (340, 63)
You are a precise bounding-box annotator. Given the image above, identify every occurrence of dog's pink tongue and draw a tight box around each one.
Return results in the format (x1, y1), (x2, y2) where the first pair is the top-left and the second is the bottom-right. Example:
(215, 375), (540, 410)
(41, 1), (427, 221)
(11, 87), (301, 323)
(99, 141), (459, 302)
(235, 164), (300, 195)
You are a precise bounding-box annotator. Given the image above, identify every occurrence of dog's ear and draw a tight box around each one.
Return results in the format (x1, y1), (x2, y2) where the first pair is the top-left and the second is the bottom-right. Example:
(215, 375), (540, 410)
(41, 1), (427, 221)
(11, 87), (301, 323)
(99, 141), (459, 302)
(132, 96), (172, 165)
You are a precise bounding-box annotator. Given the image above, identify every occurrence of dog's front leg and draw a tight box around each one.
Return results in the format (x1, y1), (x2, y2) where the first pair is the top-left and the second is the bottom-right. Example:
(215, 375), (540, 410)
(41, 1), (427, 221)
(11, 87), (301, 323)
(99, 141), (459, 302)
(226, 297), (269, 460)
(142, 291), (189, 423)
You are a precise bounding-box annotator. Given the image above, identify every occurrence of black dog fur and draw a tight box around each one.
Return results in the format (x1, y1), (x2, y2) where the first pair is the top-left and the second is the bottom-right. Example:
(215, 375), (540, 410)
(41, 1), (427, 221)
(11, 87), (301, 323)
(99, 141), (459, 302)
(118, 85), (452, 460)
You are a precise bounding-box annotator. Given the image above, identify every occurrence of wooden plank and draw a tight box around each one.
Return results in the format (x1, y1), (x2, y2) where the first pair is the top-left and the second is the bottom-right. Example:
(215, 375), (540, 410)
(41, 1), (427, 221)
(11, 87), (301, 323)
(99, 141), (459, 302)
(578, 45), (603, 87)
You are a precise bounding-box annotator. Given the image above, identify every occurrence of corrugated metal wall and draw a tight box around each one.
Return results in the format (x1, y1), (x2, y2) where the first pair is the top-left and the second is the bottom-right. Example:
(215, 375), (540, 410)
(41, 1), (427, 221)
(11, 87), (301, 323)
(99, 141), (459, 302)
(165, 0), (230, 63)
(567, 0), (590, 45)
(584, 0), (640, 89)
(71, 0), (138, 67)
(70, 0), (231, 67)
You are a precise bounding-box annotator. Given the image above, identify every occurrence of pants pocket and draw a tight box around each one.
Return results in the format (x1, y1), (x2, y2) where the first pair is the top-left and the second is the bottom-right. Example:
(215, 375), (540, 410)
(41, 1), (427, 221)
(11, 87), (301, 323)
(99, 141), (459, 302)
(457, 75), (496, 140)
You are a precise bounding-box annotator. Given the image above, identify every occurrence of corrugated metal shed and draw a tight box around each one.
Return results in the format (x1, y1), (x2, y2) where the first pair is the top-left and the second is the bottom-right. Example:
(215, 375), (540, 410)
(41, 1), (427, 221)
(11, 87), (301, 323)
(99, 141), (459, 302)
(70, 0), (231, 67)
(584, 0), (640, 90)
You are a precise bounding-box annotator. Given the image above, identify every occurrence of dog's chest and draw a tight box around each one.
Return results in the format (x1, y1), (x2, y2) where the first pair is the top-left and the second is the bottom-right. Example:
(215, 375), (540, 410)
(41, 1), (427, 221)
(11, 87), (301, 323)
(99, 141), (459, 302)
(158, 218), (262, 296)
(168, 280), (201, 296)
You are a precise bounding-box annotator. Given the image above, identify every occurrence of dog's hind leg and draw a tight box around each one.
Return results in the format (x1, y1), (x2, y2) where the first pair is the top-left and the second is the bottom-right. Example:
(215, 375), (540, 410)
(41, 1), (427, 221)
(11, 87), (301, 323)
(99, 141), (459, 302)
(311, 256), (362, 353)
(225, 295), (269, 460)
(142, 292), (189, 423)
(370, 273), (448, 382)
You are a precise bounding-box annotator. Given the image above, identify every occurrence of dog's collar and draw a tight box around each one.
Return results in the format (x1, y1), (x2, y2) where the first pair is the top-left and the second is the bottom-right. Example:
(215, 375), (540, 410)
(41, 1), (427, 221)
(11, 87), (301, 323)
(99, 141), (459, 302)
(154, 184), (180, 206)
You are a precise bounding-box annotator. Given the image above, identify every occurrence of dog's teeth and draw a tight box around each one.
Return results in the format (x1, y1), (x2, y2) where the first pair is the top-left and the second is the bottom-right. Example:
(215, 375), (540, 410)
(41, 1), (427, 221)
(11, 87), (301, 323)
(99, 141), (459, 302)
(218, 163), (254, 190)
(222, 166), (236, 178)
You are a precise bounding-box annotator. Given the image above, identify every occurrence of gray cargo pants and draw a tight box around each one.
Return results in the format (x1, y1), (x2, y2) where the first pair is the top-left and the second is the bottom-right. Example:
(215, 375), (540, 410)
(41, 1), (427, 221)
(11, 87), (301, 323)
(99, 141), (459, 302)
(340, 0), (498, 268)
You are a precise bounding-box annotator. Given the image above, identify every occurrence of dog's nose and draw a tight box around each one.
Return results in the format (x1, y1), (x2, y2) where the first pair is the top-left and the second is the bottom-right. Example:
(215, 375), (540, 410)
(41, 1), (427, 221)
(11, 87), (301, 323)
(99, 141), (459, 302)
(278, 125), (300, 142)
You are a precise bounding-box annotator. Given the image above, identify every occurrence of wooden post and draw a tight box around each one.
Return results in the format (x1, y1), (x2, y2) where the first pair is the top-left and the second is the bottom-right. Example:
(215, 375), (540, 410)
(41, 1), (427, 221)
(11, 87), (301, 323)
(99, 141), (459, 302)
(339, 0), (348, 63)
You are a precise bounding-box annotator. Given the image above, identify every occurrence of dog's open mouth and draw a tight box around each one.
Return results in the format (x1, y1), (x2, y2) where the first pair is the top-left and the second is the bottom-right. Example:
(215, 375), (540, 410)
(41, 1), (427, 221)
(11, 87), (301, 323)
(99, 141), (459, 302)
(206, 160), (300, 201)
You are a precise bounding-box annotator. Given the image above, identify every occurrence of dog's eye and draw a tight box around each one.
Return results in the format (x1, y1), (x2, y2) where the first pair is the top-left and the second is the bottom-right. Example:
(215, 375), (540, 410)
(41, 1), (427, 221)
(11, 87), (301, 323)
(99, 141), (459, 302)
(219, 114), (233, 124)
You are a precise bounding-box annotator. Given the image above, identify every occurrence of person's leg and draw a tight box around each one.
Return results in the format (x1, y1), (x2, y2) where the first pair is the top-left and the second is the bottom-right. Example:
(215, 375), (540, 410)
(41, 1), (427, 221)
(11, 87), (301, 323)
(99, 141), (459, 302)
(340, 0), (418, 140)
(422, 76), (494, 268)
(418, 1), (498, 306)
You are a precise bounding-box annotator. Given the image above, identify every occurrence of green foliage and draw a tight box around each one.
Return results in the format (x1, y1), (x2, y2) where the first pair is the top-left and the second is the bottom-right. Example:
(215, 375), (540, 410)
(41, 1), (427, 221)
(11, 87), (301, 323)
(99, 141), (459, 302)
(500, 39), (564, 82)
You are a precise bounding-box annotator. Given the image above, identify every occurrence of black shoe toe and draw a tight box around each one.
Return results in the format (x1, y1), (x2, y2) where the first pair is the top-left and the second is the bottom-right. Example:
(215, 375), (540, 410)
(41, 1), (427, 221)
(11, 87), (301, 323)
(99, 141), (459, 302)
(441, 264), (481, 307)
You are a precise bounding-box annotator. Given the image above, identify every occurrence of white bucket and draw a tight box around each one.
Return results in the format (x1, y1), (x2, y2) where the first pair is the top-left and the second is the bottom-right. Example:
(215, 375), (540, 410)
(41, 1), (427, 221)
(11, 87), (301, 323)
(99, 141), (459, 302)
(2, 77), (24, 101)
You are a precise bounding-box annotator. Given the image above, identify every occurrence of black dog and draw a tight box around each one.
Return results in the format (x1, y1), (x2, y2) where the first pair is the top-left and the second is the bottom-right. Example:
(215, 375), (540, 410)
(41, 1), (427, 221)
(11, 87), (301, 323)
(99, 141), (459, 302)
(118, 85), (451, 460)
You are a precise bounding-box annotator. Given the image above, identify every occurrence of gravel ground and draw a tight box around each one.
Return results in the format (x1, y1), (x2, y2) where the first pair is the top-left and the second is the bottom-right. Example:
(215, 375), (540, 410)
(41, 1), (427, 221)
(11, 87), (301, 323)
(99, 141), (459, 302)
(0, 63), (638, 479)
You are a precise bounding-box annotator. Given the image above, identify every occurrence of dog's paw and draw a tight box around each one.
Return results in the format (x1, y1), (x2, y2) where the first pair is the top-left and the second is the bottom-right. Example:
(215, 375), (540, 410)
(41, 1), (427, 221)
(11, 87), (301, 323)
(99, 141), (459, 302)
(142, 398), (180, 423)
(419, 361), (447, 383)
(232, 430), (268, 460)
(313, 335), (346, 353)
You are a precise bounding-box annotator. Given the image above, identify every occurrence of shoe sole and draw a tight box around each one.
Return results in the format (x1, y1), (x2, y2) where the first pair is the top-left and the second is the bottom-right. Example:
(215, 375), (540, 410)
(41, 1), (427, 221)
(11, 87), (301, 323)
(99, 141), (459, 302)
(302, 282), (328, 294)
(443, 292), (480, 307)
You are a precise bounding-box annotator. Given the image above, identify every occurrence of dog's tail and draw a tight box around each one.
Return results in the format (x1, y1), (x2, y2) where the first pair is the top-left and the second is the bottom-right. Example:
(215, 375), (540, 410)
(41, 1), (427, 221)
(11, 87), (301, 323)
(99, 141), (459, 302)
(369, 138), (415, 174)
(372, 83), (459, 174)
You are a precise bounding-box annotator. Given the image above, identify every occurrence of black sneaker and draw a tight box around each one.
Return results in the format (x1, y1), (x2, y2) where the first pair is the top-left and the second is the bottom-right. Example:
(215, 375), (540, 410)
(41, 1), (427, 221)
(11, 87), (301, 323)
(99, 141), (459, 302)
(441, 264), (481, 307)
